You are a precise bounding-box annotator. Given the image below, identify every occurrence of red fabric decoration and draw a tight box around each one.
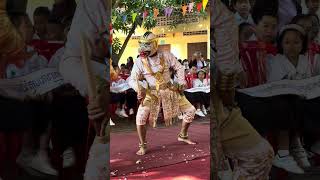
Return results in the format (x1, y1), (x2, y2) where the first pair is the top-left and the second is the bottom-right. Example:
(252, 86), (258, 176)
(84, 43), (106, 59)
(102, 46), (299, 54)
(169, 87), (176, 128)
(239, 41), (277, 88)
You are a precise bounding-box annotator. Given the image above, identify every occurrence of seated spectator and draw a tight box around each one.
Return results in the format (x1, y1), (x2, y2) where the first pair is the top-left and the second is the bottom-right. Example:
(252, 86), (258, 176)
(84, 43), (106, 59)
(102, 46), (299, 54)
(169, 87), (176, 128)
(267, 24), (311, 172)
(291, 14), (320, 75)
(185, 65), (198, 89)
(251, 4), (278, 44)
(192, 69), (210, 115)
(182, 59), (189, 70)
(5, 12), (58, 176)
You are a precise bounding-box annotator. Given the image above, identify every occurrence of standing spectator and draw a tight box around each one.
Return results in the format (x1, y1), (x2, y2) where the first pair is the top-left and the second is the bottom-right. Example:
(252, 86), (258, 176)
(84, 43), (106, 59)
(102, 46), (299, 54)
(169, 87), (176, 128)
(126, 56), (134, 71)
(190, 52), (206, 70)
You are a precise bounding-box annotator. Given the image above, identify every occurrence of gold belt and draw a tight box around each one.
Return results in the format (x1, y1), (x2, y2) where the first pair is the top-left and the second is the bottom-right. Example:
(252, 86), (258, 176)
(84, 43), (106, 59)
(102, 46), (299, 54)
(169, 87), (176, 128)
(149, 82), (172, 90)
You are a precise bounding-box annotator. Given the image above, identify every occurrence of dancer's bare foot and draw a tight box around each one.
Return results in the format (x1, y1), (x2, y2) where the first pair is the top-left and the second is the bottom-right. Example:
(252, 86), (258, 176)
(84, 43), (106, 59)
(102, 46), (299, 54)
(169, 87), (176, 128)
(136, 143), (147, 156)
(178, 134), (197, 145)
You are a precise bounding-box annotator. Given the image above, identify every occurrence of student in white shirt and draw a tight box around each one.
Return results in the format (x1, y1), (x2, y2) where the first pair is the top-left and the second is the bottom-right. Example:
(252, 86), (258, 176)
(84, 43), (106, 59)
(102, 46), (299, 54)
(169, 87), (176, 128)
(192, 69), (210, 117)
(268, 24), (312, 172)
(268, 24), (311, 82)
(5, 13), (58, 176)
(232, 0), (254, 25)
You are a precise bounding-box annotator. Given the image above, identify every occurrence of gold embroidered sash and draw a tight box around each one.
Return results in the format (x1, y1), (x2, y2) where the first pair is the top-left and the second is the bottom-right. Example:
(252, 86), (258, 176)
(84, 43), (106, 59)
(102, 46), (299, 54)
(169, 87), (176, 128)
(140, 56), (180, 127)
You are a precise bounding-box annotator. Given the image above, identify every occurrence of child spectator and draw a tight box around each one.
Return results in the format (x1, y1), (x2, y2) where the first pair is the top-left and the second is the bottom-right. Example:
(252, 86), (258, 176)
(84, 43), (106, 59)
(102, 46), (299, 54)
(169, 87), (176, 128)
(252, 6), (278, 44)
(267, 24), (311, 173)
(46, 16), (66, 41)
(232, 0), (254, 25)
(182, 59), (189, 70)
(305, 0), (320, 15)
(192, 69), (210, 116)
(111, 66), (129, 118)
(33, 7), (51, 40)
(6, 13), (48, 79)
(48, 16), (73, 69)
(236, 8), (306, 175)
(291, 14), (320, 75)
(185, 65), (197, 89)
(5, 12), (58, 176)
(239, 9), (278, 87)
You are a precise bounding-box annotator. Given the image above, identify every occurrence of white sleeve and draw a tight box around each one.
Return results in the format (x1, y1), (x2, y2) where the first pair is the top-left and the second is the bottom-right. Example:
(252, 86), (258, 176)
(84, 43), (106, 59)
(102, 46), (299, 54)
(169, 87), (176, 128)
(192, 79), (198, 87)
(267, 56), (286, 82)
(128, 61), (142, 92)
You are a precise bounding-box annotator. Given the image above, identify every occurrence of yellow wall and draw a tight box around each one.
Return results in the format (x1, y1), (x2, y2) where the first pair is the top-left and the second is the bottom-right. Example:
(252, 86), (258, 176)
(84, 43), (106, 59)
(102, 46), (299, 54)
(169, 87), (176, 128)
(118, 33), (209, 65)
(116, 17), (210, 65)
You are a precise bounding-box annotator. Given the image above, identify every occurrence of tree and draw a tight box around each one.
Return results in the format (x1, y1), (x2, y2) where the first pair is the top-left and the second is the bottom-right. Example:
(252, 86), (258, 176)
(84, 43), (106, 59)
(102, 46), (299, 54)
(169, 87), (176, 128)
(112, 0), (208, 65)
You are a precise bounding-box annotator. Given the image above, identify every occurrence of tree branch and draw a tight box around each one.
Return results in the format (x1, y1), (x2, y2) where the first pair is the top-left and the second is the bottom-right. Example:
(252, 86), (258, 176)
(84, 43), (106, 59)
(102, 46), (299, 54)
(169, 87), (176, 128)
(113, 22), (137, 64)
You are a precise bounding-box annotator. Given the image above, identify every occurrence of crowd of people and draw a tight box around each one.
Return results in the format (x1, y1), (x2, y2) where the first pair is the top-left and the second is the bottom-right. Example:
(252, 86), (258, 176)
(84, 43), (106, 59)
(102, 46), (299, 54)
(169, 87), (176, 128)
(221, 0), (320, 175)
(0, 0), (103, 179)
(110, 51), (211, 125)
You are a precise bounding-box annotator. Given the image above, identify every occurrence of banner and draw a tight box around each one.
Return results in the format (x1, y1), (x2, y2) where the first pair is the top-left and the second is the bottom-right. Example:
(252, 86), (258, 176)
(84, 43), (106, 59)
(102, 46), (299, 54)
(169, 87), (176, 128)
(0, 68), (64, 99)
(237, 75), (320, 100)
(110, 82), (131, 93)
(185, 86), (210, 93)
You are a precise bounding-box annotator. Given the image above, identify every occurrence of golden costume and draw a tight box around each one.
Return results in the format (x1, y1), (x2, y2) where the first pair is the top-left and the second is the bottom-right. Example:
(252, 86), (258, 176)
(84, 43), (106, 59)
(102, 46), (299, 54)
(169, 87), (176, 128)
(129, 32), (196, 127)
(0, 0), (24, 56)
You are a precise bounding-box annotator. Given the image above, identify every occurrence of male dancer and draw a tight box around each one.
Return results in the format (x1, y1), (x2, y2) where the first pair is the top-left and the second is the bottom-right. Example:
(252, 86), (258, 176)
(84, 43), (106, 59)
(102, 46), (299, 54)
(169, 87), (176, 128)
(211, 0), (274, 179)
(128, 32), (196, 155)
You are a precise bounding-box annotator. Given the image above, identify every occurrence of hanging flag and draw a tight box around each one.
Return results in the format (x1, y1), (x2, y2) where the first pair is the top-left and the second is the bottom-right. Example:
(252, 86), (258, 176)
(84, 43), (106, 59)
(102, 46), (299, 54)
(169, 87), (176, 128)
(112, 16), (117, 22)
(202, 0), (209, 10)
(120, 7), (126, 13)
(143, 10), (148, 19)
(168, 7), (173, 17)
(122, 15), (127, 22)
(132, 13), (137, 23)
(188, 2), (194, 13)
(164, 7), (169, 17)
(154, 8), (159, 18)
(182, 5), (187, 16)
(196, 2), (202, 12)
